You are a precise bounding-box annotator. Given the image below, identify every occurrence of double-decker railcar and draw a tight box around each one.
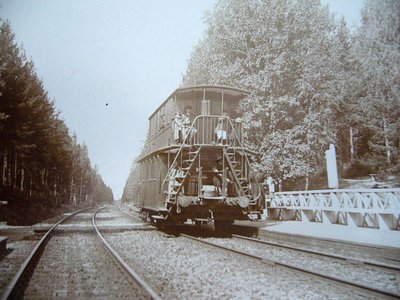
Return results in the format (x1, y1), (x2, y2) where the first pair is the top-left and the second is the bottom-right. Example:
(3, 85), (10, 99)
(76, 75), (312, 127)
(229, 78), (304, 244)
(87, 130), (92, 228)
(138, 85), (265, 230)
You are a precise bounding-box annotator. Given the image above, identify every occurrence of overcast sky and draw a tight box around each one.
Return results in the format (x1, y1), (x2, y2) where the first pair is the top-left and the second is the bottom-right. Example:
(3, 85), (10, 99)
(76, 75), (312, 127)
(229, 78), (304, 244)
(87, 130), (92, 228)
(0, 0), (364, 199)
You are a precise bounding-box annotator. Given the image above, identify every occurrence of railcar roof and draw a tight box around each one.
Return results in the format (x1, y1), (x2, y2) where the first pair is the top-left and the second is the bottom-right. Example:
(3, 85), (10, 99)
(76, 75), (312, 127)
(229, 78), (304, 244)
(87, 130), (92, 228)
(148, 85), (250, 120)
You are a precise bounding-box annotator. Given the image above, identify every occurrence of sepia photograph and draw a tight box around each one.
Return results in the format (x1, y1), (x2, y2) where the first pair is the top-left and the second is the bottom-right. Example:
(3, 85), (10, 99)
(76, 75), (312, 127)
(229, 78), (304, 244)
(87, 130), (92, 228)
(0, 0), (399, 299)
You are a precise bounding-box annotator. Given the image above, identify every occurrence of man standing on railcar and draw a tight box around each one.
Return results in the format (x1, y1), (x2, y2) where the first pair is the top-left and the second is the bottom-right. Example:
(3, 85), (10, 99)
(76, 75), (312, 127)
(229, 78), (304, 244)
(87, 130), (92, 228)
(215, 109), (229, 145)
(173, 111), (183, 144)
(183, 105), (197, 144)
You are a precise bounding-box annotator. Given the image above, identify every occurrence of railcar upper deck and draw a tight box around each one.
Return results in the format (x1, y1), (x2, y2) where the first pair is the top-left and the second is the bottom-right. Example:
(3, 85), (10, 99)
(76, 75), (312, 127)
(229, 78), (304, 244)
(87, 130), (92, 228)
(141, 85), (249, 157)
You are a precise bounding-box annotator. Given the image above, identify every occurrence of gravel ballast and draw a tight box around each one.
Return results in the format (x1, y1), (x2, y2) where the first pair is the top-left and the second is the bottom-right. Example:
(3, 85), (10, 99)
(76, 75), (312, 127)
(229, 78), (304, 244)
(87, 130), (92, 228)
(206, 237), (400, 293)
(0, 239), (37, 294)
(105, 230), (370, 299)
(23, 233), (146, 299)
(94, 206), (139, 226)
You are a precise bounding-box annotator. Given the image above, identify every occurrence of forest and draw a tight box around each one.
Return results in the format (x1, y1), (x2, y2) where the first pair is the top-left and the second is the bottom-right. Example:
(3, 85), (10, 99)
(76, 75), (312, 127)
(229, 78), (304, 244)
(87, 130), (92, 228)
(122, 0), (399, 203)
(0, 21), (113, 224)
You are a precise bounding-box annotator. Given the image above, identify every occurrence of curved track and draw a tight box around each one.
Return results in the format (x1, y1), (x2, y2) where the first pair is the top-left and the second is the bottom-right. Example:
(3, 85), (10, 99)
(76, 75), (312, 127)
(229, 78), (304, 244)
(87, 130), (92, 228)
(1, 206), (161, 300)
(93, 206), (161, 300)
(1, 207), (91, 300)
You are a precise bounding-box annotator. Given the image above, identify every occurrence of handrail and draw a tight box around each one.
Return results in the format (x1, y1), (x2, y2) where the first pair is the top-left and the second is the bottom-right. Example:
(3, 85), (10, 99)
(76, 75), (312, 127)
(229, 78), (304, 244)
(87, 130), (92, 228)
(222, 148), (247, 197)
(160, 114), (203, 193)
(160, 115), (263, 207)
(225, 117), (262, 205)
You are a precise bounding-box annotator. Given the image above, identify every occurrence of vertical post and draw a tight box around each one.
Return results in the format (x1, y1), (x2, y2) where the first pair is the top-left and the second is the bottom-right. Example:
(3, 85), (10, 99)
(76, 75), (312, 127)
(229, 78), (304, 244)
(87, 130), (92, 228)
(383, 117), (391, 164)
(349, 126), (355, 161)
(202, 116), (205, 144)
(221, 89), (224, 115)
(222, 149), (226, 197)
(325, 144), (339, 189)
(20, 168), (24, 191)
(198, 152), (202, 196)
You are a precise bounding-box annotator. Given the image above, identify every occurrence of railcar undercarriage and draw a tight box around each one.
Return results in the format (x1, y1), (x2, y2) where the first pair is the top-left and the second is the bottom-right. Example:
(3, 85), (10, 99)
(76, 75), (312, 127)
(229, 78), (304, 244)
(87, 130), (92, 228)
(142, 144), (265, 230)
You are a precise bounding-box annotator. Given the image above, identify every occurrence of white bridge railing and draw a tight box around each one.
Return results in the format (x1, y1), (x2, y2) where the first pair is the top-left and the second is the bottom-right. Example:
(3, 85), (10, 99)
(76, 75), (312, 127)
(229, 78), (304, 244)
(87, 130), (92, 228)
(268, 188), (400, 231)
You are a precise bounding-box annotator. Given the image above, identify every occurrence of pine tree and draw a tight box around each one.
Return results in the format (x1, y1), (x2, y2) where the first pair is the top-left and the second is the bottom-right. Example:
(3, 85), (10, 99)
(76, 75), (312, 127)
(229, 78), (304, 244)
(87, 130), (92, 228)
(0, 20), (114, 213)
(121, 160), (141, 205)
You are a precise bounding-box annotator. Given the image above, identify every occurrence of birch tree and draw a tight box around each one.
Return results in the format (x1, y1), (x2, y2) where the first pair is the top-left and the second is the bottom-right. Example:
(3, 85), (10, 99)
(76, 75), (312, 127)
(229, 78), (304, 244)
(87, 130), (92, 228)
(353, 0), (400, 172)
(184, 0), (339, 188)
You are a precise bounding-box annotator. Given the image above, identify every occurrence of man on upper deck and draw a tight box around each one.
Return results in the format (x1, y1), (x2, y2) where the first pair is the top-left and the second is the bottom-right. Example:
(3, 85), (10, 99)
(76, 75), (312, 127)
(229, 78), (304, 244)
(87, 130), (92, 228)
(215, 109), (229, 145)
(183, 105), (197, 144)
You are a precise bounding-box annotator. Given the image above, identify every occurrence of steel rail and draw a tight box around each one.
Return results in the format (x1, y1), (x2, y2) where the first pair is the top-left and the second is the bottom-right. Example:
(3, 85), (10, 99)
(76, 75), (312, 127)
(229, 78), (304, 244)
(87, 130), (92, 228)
(180, 233), (400, 299)
(231, 234), (400, 272)
(118, 205), (144, 222)
(119, 205), (400, 297)
(1, 207), (93, 300)
(93, 206), (162, 300)
(119, 204), (400, 271)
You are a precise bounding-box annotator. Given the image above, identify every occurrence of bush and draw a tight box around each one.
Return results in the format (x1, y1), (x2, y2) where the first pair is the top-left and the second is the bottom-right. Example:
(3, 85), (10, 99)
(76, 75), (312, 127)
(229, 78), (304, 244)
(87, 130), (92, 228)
(343, 160), (373, 178)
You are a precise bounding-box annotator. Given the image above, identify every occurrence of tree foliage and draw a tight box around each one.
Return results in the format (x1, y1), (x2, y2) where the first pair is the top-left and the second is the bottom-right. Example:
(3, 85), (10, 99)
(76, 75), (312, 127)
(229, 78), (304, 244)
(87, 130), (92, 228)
(181, 0), (400, 190)
(121, 160), (140, 205)
(0, 20), (113, 207)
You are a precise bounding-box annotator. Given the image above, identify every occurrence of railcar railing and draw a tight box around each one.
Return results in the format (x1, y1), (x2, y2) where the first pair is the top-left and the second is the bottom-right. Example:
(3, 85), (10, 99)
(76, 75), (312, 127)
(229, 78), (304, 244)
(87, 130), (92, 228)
(193, 115), (243, 146)
(225, 117), (263, 206)
(161, 115), (263, 207)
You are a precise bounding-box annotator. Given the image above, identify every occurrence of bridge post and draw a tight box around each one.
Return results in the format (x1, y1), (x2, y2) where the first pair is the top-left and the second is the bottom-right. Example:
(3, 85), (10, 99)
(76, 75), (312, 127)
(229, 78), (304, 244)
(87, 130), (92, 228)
(325, 144), (339, 189)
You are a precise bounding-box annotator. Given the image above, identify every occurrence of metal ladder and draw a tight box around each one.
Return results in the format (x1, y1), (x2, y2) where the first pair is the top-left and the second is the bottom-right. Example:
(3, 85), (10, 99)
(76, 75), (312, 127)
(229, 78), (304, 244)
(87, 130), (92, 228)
(165, 146), (201, 204)
(223, 147), (251, 198)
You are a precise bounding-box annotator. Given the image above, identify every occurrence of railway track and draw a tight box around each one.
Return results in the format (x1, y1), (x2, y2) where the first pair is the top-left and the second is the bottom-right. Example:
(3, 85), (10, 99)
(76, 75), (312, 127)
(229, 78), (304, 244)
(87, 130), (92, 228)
(233, 224), (400, 264)
(1, 206), (161, 300)
(119, 205), (400, 298)
(181, 234), (400, 299)
(118, 205), (143, 223)
(231, 234), (400, 271)
(93, 206), (161, 300)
